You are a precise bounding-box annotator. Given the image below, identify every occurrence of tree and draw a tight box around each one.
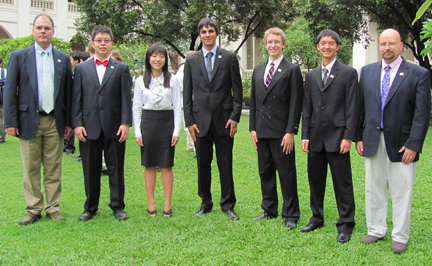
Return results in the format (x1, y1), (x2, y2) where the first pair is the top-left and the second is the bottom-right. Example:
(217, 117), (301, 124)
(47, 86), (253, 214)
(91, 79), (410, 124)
(259, 18), (353, 70)
(74, 0), (298, 58)
(303, 0), (432, 76)
(0, 35), (71, 68)
(111, 41), (149, 74)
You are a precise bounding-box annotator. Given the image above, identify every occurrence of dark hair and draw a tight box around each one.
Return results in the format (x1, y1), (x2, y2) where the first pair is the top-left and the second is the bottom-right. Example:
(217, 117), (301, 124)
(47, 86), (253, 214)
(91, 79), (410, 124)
(197, 18), (219, 36)
(316, 29), (341, 45)
(110, 50), (123, 62)
(33, 14), (54, 28)
(80, 52), (91, 61)
(70, 51), (81, 61)
(87, 41), (95, 55)
(144, 43), (171, 89)
(91, 25), (113, 41)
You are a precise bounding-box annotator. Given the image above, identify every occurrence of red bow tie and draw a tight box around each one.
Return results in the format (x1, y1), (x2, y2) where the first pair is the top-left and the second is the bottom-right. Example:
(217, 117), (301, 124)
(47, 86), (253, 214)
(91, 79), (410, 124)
(95, 59), (108, 67)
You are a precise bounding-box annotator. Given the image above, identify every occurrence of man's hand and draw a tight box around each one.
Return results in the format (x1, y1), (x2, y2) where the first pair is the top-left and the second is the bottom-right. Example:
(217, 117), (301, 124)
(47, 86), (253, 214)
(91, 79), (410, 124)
(302, 140), (309, 153)
(281, 133), (294, 154)
(117, 124), (129, 143)
(64, 126), (72, 140)
(171, 136), (179, 146)
(74, 126), (87, 143)
(5, 127), (19, 137)
(399, 146), (417, 165)
(356, 141), (363, 156)
(225, 120), (237, 138)
(340, 139), (351, 154)
(136, 137), (143, 147)
(188, 124), (199, 142)
(250, 131), (258, 151)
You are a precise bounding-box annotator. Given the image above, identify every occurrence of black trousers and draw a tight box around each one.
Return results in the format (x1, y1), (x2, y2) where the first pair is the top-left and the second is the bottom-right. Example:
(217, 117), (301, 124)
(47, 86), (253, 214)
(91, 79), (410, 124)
(195, 122), (236, 212)
(257, 138), (300, 220)
(80, 130), (126, 213)
(307, 148), (355, 233)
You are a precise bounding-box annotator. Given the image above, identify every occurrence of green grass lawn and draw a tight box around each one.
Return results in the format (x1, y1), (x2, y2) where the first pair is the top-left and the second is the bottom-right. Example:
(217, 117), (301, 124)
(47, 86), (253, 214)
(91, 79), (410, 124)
(1, 114), (431, 265)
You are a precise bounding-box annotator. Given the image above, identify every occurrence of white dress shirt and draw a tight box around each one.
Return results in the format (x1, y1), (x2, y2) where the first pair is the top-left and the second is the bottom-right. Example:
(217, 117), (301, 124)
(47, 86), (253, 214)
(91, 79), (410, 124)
(264, 55), (284, 84)
(321, 58), (337, 80)
(94, 56), (110, 84)
(132, 73), (182, 138)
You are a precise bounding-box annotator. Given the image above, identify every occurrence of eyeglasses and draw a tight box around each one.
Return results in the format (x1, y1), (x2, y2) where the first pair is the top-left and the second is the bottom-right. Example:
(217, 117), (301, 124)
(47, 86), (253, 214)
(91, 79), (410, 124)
(379, 42), (401, 48)
(93, 39), (112, 44)
(34, 26), (52, 31)
(266, 40), (282, 45)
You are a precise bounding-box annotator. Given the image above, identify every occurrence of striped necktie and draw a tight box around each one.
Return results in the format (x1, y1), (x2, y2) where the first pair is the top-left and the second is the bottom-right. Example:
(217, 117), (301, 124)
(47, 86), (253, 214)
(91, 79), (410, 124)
(42, 50), (54, 113)
(205, 52), (213, 82)
(265, 62), (274, 89)
(381, 65), (391, 127)
(323, 67), (329, 85)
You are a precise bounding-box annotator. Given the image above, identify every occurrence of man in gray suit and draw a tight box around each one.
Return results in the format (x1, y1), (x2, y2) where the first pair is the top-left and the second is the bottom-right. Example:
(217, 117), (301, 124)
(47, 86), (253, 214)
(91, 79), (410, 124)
(356, 29), (430, 254)
(249, 27), (303, 229)
(4, 14), (73, 225)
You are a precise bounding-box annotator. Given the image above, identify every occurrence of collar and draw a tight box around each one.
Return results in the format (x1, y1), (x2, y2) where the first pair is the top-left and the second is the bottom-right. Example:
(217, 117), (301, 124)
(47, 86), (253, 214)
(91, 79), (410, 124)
(202, 45), (218, 57)
(94, 55), (110, 63)
(34, 42), (53, 56)
(151, 73), (164, 83)
(381, 56), (402, 70)
(322, 58), (337, 72)
(268, 55), (284, 67)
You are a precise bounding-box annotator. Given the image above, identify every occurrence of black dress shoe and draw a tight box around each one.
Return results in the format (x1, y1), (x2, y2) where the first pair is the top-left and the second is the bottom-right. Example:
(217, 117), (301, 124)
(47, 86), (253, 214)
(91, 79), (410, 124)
(71, 154), (81, 158)
(225, 210), (239, 221)
(113, 209), (128, 220)
(300, 223), (323, 232)
(193, 208), (211, 217)
(252, 211), (277, 221)
(79, 211), (95, 221)
(285, 219), (297, 229)
(337, 232), (351, 243)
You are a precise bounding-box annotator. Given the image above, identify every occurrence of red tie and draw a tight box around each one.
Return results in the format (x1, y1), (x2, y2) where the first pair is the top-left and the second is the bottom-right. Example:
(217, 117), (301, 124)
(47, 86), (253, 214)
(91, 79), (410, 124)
(95, 59), (108, 67)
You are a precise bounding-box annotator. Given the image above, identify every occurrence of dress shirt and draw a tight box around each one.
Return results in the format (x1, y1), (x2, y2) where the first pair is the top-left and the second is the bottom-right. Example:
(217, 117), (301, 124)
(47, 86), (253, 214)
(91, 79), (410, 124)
(132, 74), (182, 138)
(202, 45), (217, 69)
(321, 58), (337, 80)
(35, 43), (54, 111)
(264, 55), (284, 84)
(380, 56), (403, 95)
(94, 56), (110, 84)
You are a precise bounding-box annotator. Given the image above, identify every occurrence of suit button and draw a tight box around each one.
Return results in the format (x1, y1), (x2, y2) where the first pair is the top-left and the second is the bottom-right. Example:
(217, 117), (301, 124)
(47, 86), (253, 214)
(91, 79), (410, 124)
(268, 116), (271, 119)
(321, 107), (325, 110)
(263, 105), (265, 108)
(273, 96), (276, 98)
(262, 115), (265, 118)
(268, 106), (271, 109)
(258, 96), (261, 99)
(321, 92), (324, 96)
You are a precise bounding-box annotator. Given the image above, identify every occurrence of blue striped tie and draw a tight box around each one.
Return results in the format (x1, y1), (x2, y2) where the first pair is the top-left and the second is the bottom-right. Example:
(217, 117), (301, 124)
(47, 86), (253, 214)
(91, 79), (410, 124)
(42, 51), (54, 113)
(205, 51), (213, 82)
(381, 65), (391, 127)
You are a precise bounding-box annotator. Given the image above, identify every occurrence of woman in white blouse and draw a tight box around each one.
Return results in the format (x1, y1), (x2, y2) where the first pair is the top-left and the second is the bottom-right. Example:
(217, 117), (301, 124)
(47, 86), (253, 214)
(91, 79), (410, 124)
(132, 43), (182, 217)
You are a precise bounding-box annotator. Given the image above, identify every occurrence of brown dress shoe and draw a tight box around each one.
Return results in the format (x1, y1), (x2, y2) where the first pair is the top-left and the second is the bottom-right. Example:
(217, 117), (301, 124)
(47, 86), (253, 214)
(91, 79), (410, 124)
(391, 241), (407, 254)
(19, 212), (42, 225)
(47, 211), (66, 222)
(362, 234), (384, 244)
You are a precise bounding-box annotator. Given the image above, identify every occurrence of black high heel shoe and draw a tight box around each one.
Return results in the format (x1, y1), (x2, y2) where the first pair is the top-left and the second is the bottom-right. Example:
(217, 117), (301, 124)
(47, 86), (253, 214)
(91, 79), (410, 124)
(147, 209), (156, 217)
(163, 209), (172, 217)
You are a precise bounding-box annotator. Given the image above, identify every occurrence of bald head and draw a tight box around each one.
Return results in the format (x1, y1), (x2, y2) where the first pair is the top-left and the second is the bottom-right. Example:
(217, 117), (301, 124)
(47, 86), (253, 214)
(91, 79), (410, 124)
(379, 29), (403, 64)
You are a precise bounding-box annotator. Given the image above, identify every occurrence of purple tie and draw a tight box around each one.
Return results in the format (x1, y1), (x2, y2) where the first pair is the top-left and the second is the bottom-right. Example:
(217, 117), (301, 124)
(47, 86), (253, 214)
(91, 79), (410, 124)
(265, 62), (274, 89)
(381, 65), (391, 127)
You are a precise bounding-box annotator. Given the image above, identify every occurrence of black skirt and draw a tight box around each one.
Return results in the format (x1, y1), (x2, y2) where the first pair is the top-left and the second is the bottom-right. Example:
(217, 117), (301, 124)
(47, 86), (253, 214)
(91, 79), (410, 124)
(140, 109), (175, 167)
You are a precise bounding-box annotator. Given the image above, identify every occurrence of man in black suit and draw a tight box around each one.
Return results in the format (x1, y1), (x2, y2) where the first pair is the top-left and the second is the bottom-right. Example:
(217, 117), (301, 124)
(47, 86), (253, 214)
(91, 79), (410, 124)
(300, 29), (359, 243)
(183, 18), (243, 221)
(72, 25), (132, 221)
(356, 29), (430, 254)
(4, 14), (73, 225)
(249, 27), (303, 229)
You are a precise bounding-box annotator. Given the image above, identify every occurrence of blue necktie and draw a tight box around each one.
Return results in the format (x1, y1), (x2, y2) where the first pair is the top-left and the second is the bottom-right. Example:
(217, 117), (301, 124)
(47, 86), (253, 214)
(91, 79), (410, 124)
(323, 68), (329, 85)
(205, 52), (213, 82)
(42, 51), (54, 113)
(381, 65), (391, 127)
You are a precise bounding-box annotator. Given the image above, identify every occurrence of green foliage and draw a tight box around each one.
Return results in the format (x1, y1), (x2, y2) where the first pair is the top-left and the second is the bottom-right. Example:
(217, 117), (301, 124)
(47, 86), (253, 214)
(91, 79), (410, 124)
(0, 35), (71, 68)
(259, 18), (352, 70)
(242, 76), (252, 95)
(243, 93), (251, 107)
(111, 41), (149, 75)
(413, 0), (432, 25)
(1, 115), (432, 264)
(74, 0), (298, 58)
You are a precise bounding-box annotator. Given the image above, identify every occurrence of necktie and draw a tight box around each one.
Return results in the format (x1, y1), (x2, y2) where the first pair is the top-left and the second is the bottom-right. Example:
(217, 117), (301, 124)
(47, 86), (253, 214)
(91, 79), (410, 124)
(381, 65), (391, 127)
(205, 52), (213, 81)
(42, 51), (54, 114)
(96, 59), (108, 67)
(265, 62), (274, 89)
(323, 68), (329, 85)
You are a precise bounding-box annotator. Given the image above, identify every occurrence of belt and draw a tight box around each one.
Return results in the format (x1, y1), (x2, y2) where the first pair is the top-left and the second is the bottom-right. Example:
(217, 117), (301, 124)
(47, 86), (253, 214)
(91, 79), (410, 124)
(38, 111), (53, 116)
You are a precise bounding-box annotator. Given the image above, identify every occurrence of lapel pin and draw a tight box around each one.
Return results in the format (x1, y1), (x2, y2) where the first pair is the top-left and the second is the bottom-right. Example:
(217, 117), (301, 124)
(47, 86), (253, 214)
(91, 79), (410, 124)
(111, 66), (114, 69)
(400, 72), (404, 76)
(57, 59), (61, 62)
(218, 55), (222, 58)
(330, 74), (334, 78)
(277, 69), (281, 72)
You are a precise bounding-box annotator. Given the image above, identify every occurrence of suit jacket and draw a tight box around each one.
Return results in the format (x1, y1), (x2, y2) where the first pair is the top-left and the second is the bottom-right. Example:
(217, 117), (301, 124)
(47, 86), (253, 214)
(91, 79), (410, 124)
(302, 60), (360, 152)
(72, 58), (132, 140)
(3, 44), (72, 140)
(358, 59), (431, 162)
(249, 57), (303, 138)
(183, 47), (242, 137)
